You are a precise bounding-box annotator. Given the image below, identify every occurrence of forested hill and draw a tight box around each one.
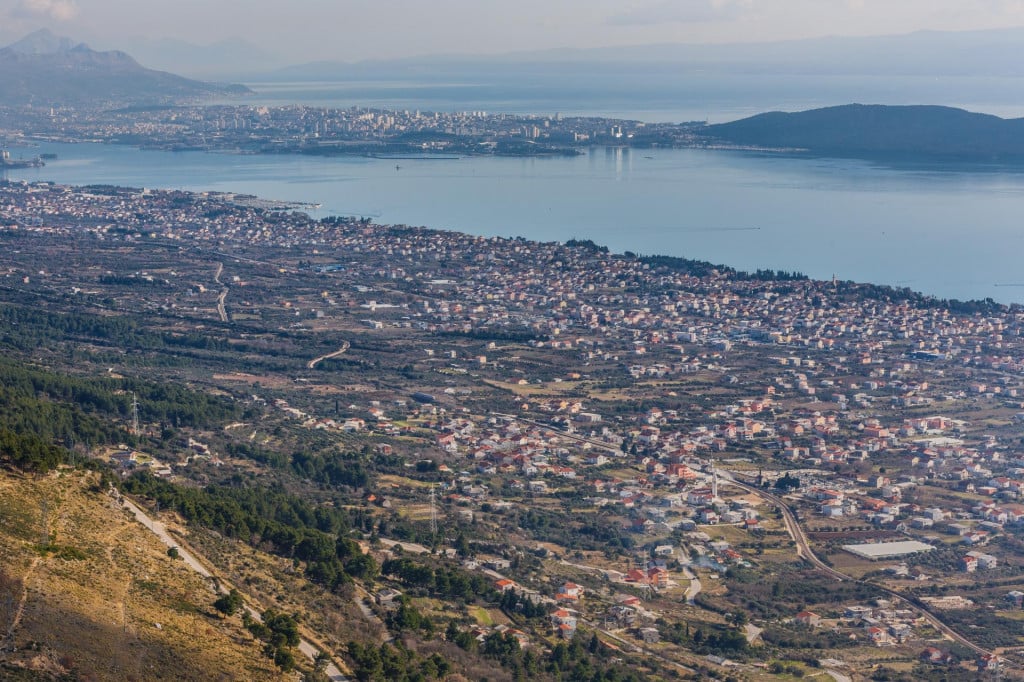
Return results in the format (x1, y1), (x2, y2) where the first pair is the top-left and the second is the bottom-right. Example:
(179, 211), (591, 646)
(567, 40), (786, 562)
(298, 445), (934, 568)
(703, 104), (1024, 159)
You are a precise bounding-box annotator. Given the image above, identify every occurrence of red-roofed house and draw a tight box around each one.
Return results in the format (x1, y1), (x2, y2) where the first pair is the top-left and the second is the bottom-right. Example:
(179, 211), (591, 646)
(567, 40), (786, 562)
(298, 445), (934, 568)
(556, 582), (584, 601)
(795, 611), (821, 627)
(648, 567), (670, 587)
(866, 626), (891, 645)
(625, 569), (649, 584)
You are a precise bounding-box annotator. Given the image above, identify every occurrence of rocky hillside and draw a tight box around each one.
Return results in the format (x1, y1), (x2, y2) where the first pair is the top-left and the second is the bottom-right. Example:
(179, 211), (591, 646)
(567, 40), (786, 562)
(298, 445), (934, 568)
(0, 469), (285, 681)
(0, 29), (249, 107)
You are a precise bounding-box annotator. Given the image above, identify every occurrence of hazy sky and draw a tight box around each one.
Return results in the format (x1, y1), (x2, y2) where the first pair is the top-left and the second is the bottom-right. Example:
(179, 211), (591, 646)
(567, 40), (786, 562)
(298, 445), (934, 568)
(3, 0), (1024, 62)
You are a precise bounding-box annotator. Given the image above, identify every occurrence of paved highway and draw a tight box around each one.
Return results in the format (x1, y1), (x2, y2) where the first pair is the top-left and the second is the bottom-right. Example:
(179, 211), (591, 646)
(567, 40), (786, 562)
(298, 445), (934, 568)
(721, 473), (992, 659)
(491, 413), (624, 455)
(440, 412), (996, 663)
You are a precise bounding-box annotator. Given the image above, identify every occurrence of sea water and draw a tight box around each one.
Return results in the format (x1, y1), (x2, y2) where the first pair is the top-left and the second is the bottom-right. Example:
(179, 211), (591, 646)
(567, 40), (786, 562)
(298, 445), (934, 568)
(6, 140), (1024, 304)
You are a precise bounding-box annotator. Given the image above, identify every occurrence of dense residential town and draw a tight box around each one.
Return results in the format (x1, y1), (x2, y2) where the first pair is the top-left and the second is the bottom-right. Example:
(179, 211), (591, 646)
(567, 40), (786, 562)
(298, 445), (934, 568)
(4, 179), (1024, 679)
(0, 104), (706, 157)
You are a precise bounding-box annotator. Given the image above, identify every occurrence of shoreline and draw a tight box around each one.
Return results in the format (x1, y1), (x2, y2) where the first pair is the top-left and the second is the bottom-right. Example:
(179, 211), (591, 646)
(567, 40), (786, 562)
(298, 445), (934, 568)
(1, 174), (1013, 313)
(2, 140), (1021, 306)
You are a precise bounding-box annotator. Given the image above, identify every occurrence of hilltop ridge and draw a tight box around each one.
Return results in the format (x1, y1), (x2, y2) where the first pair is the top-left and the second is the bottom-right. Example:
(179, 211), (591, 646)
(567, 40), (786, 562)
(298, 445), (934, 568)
(0, 29), (249, 107)
(704, 104), (1024, 159)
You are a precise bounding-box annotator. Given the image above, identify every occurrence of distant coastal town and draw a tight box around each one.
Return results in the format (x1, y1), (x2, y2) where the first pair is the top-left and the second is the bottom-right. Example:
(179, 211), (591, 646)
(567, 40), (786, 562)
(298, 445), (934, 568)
(1, 102), (708, 157)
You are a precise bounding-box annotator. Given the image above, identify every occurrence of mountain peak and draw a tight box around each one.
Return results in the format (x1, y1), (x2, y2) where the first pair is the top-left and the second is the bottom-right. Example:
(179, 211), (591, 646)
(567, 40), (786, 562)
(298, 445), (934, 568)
(5, 28), (82, 55)
(0, 30), (251, 106)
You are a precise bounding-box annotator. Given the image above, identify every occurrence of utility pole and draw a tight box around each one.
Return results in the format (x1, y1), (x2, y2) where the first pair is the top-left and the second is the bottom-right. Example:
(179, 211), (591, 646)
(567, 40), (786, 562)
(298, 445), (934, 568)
(429, 484), (438, 538)
(131, 393), (140, 437)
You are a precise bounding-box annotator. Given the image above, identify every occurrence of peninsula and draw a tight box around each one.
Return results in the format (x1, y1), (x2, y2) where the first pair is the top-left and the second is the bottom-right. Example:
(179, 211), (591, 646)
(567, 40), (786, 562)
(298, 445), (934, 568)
(704, 104), (1024, 160)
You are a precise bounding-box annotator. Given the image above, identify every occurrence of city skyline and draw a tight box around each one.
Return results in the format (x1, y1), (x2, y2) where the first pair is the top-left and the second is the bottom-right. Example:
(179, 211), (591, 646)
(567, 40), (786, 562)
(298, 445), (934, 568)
(3, 0), (1024, 64)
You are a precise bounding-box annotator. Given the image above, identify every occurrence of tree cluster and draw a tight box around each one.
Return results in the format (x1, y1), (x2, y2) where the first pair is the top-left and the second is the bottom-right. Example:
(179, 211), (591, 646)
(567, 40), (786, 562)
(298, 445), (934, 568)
(347, 641), (451, 682)
(122, 472), (375, 591)
(381, 557), (496, 604)
(245, 609), (300, 671)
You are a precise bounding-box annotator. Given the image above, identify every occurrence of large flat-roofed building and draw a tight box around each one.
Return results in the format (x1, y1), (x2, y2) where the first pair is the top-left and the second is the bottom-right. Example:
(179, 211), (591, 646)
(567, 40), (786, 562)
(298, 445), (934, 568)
(842, 540), (935, 560)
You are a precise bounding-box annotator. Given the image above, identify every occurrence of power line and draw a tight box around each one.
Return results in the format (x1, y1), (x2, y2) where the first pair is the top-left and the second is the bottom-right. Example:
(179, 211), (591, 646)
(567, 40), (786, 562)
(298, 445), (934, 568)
(131, 392), (140, 437)
(429, 484), (438, 537)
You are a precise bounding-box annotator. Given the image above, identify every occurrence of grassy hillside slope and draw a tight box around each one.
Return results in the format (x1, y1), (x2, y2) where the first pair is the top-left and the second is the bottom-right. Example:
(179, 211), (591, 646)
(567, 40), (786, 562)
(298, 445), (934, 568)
(0, 469), (284, 681)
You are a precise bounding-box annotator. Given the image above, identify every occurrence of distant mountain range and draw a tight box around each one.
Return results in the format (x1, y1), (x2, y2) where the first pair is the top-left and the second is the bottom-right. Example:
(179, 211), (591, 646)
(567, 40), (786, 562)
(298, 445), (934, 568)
(270, 27), (1024, 82)
(114, 36), (283, 80)
(703, 104), (1024, 160)
(0, 29), (250, 107)
(12, 25), (1018, 82)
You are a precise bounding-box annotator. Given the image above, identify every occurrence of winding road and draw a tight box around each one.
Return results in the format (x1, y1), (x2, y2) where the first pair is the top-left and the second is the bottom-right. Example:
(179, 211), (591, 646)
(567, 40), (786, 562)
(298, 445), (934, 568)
(307, 341), (350, 369)
(682, 566), (702, 605)
(213, 262), (229, 323)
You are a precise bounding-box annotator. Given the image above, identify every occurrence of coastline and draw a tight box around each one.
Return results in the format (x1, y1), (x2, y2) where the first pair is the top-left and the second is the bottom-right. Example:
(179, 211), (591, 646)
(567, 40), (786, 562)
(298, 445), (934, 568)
(1, 173), (1010, 314)
(3, 139), (1022, 306)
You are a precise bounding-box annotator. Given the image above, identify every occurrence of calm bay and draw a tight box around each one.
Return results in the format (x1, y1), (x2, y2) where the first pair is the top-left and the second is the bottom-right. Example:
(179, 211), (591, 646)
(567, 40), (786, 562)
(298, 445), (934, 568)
(5, 140), (1024, 304)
